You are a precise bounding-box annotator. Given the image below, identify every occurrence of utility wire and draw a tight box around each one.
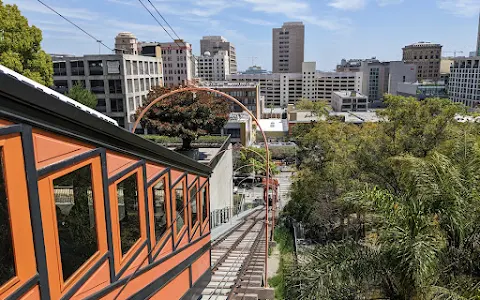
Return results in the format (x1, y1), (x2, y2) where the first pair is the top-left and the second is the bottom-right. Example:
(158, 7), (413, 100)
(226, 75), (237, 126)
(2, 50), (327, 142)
(36, 0), (114, 52)
(145, 0), (183, 41)
(137, 0), (200, 67)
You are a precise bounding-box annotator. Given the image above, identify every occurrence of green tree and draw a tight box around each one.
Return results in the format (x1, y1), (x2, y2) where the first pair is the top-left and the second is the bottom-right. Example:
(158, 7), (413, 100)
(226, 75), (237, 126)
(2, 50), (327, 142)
(282, 96), (480, 299)
(233, 147), (278, 176)
(137, 87), (230, 149)
(0, 1), (53, 86)
(66, 82), (98, 109)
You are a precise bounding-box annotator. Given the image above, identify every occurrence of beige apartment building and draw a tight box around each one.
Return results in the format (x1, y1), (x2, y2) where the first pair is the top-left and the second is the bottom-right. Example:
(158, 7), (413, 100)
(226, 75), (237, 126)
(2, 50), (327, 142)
(402, 42), (442, 82)
(272, 22), (305, 73)
(200, 36), (237, 74)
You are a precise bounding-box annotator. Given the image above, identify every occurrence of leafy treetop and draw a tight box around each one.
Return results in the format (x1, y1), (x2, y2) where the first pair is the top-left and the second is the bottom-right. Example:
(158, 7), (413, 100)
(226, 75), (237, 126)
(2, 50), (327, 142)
(137, 87), (230, 149)
(0, 1), (53, 86)
(66, 82), (98, 109)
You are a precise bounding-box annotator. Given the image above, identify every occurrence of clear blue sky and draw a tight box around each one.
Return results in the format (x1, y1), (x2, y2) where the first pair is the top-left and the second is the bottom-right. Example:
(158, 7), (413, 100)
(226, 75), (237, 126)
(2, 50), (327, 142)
(6, 0), (480, 71)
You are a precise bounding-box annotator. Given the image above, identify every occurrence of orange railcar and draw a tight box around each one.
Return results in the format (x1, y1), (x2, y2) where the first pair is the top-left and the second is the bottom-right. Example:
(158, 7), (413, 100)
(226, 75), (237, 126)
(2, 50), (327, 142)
(0, 69), (212, 299)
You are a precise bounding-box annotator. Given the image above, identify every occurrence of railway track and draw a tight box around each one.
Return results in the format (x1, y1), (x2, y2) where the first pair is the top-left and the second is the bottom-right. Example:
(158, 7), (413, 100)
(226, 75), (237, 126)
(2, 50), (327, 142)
(200, 209), (268, 300)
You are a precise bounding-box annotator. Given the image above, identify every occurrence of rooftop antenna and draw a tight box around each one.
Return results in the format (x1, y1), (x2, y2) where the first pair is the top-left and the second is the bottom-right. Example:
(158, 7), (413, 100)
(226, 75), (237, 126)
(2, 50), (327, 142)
(97, 40), (102, 54)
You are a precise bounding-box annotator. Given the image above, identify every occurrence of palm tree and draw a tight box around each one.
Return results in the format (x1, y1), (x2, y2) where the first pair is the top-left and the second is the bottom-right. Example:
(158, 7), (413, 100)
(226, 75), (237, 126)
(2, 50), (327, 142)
(288, 152), (479, 299)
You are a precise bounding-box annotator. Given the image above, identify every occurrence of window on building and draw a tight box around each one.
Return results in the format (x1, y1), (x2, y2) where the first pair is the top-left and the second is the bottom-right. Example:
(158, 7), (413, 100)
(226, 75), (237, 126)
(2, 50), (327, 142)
(152, 178), (168, 241)
(126, 61), (132, 75)
(134, 79), (139, 92)
(128, 97), (134, 110)
(174, 183), (186, 234)
(88, 60), (103, 75)
(109, 80), (122, 94)
(0, 148), (15, 287)
(132, 62), (138, 75)
(140, 78), (145, 91)
(201, 186), (208, 222)
(113, 117), (125, 128)
(96, 99), (106, 112)
(70, 61), (85, 76)
(53, 164), (97, 281)
(110, 98), (124, 112)
(54, 80), (69, 94)
(135, 96), (140, 108)
(139, 62), (144, 75)
(90, 80), (105, 94)
(190, 185), (198, 228)
(117, 173), (140, 255)
(53, 62), (67, 76)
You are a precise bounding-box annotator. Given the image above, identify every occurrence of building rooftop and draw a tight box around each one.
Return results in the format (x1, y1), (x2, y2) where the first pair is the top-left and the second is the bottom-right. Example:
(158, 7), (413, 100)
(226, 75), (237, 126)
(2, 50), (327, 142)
(202, 36), (228, 42)
(333, 91), (368, 98)
(116, 32), (136, 38)
(404, 41), (442, 48)
(200, 81), (259, 88)
(257, 119), (288, 132)
(228, 113), (251, 122)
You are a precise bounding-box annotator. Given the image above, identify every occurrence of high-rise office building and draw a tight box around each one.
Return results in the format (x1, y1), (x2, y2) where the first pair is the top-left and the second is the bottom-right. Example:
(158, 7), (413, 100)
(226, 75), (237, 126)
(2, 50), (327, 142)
(477, 13), (480, 56)
(402, 42), (442, 82)
(114, 32), (139, 55)
(158, 40), (196, 87)
(448, 56), (480, 108)
(197, 50), (230, 81)
(272, 22), (305, 73)
(200, 36), (237, 74)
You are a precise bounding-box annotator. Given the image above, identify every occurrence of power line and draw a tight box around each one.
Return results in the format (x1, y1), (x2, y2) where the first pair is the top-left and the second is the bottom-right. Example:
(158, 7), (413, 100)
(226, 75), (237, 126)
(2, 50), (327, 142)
(137, 0), (200, 67)
(145, 0), (182, 41)
(36, 0), (114, 52)
(136, 0), (183, 48)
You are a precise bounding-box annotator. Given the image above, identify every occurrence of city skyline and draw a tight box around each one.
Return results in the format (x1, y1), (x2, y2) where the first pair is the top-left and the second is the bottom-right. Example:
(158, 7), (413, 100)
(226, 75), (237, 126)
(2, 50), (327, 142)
(5, 0), (480, 71)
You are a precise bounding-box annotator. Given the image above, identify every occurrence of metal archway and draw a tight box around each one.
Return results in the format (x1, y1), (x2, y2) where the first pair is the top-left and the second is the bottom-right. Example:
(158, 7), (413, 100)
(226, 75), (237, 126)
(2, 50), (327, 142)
(132, 86), (271, 285)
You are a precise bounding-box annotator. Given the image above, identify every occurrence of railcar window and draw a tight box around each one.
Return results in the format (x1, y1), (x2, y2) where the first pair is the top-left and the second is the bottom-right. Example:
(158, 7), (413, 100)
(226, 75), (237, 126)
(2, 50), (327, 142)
(53, 164), (97, 281)
(174, 184), (185, 234)
(190, 185), (198, 228)
(201, 186), (208, 222)
(152, 178), (167, 241)
(117, 174), (140, 255)
(0, 148), (15, 287)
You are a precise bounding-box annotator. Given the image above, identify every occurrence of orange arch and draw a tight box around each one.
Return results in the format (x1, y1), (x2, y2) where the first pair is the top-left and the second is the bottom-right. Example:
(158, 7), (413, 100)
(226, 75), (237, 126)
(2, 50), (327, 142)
(131, 86), (271, 285)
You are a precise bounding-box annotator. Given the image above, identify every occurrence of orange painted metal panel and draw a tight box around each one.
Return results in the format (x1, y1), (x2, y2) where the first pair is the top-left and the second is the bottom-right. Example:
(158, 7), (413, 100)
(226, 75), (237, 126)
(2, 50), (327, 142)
(191, 251), (210, 284)
(0, 136), (37, 299)
(105, 151), (137, 178)
(117, 247), (149, 280)
(18, 286), (40, 300)
(0, 119), (13, 126)
(187, 174), (197, 185)
(149, 269), (190, 300)
(170, 169), (185, 183)
(38, 157), (109, 299)
(71, 260), (110, 299)
(145, 163), (165, 181)
(32, 131), (93, 170)
(155, 237), (173, 261)
(100, 234), (210, 299)
(177, 229), (190, 249)
(199, 176), (207, 186)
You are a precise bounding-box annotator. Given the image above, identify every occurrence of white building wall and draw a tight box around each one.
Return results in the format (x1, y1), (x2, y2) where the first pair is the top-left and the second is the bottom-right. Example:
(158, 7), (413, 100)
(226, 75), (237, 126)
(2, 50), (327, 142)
(388, 61), (417, 95)
(209, 148), (233, 213)
(197, 51), (230, 81)
(159, 40), (194, 87)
